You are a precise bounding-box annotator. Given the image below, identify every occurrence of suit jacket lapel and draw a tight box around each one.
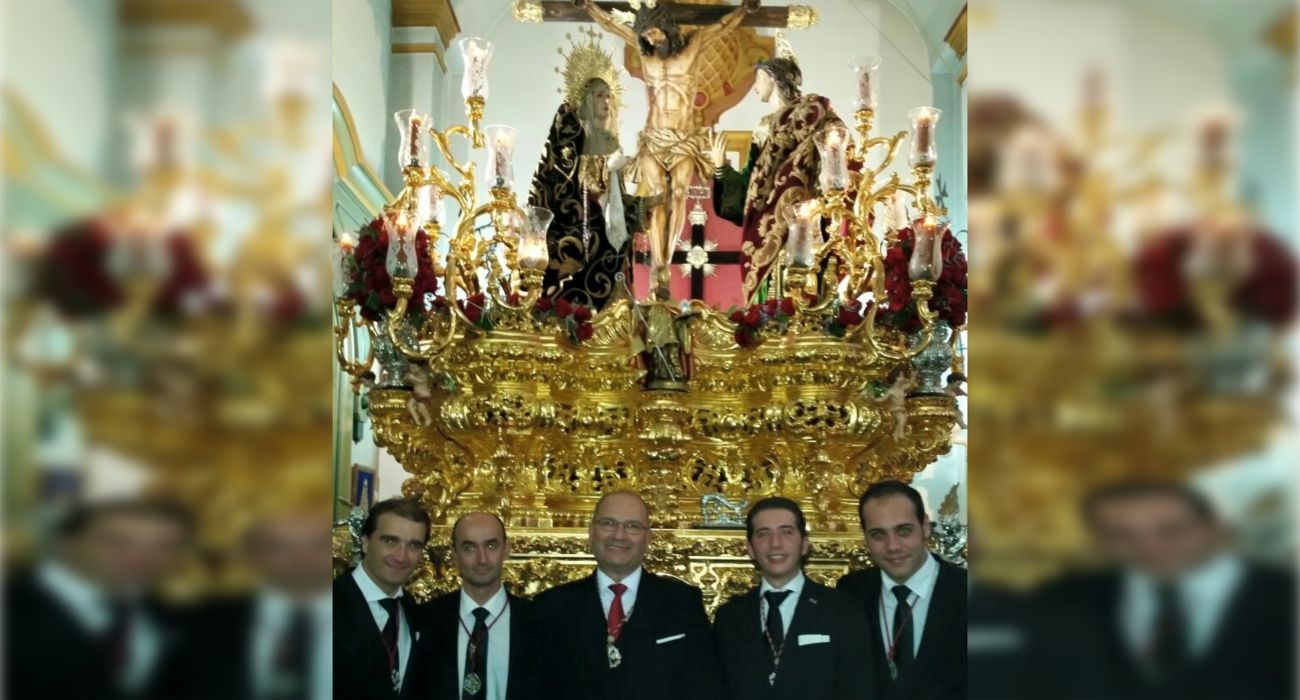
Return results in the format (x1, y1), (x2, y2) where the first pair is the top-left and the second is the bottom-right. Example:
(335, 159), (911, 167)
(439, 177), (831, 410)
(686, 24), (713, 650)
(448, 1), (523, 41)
(340, 574), (395, 693)
(775, 581), (826, 690)
(573, 572), (619, 698)
(506, 591), (527, 700)
(902, 557), (955, 691)
(439, 595), (463, 697)
(618, 572), (663, 696)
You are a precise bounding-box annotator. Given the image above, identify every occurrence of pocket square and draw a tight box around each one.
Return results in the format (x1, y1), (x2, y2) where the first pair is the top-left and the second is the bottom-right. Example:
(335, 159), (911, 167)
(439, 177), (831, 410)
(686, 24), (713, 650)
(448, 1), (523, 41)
(655, 633), (686, 644)
(798, 633), (831, 646)
(415, 631), (421, 641)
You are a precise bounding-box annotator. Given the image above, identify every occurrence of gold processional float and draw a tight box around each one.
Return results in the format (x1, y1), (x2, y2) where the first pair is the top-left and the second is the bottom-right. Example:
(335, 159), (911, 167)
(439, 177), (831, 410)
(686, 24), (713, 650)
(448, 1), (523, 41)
(969, 82), (1297, 588)
(331, 31), (968, 609)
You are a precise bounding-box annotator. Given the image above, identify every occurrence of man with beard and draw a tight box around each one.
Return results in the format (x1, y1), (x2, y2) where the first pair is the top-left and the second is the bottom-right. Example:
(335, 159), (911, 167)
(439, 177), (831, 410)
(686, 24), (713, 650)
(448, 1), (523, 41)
(532, 491), (721, 699)
(412, 513), (540, 700)
(582, 0), (757, 296)
(333, 498), (435, 700)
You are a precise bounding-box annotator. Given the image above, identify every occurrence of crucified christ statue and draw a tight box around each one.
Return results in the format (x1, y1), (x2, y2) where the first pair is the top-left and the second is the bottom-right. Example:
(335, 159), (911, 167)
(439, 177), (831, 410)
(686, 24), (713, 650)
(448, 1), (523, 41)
(582, 0), (757, 297)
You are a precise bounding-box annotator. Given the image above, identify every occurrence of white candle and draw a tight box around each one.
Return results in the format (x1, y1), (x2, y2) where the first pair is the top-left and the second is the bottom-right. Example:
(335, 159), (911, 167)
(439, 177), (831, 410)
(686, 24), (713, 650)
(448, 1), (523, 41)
(908, 106), (941, 168)
(816, 126), (851, 191)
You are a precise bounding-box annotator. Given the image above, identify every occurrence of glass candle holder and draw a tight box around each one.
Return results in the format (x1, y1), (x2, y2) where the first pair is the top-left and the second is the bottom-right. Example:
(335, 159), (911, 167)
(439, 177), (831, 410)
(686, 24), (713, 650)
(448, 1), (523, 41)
(394, 109), (429, 169)
(415, 185), (445, 227)
(907, 106), (941, 169)
(333, 232), (357, 298)
(814, 125), (852, 191)
(459, 37), (494, 100)
(908, 214), (947, 281)
(784, 200), (820, 269)
(385, 210), (419, 278)
(486, 125), (519, 189)
(519, 206), (554, 271)
(849, 55), (882, 111)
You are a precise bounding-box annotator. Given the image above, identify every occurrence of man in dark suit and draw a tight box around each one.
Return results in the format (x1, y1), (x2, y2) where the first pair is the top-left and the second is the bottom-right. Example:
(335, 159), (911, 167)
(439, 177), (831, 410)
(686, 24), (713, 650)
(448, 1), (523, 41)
(713, 497), (873, 700)
(838, 480), (967, 700)
(414, 512), (540, 700)
(532, 490), (721, 700)
(1030, 480), (1295, 700)
(333, 497), (435, 700)
(4, 498), (194, 700)
(170, 506), (332, 700)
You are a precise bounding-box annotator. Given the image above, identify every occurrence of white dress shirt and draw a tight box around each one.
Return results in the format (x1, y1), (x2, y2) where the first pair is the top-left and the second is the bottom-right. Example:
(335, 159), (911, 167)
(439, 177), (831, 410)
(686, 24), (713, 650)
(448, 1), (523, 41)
(758, 571), (805, 637)
(597, 566), (643, 622)
(878, 552), (940, 657)
(351, 566), (413, 686)
(1119, 553), (1243, 660)
(455, 586), (511, 700)
(250, 589), (333, 700)
(37, 560), (162, 693)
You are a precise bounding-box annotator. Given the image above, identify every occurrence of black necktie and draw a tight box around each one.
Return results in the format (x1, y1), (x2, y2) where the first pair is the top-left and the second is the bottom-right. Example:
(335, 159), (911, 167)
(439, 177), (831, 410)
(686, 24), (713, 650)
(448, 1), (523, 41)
(892, 585), (914, 674)
(378, 599), (400, 684)
(271, 606), (312, 700)
(764, 590), (793, 656)
(1152, 584), (1187, 676)
(463, 607), (490, 699)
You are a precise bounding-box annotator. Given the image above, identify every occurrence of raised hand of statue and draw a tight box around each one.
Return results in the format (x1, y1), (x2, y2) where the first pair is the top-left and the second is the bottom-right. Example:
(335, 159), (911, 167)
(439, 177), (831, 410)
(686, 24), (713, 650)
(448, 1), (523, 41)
(710, 132), (728, 170)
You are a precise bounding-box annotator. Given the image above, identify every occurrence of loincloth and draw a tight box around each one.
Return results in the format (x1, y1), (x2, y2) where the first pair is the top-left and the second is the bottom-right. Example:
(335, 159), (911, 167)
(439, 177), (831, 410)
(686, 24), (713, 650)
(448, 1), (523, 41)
(626, 128), (713, 194)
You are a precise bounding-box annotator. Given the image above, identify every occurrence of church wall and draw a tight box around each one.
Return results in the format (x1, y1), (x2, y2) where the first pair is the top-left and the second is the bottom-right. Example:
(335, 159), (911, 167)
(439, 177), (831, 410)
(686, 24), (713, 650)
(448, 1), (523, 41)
(332, 0), (393, 183)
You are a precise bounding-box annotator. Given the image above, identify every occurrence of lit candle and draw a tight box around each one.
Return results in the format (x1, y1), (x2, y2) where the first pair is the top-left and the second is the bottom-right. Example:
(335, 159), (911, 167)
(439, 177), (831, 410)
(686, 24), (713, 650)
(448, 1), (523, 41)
(785, 200), (819, 268)
(385, 211), (418, 278)
(815, 125), (851, 191)
(519, 206), (553, 271)
(908, 214), (947, 281)
(908, 106), (941, 168)
(333, 233), (357, 298)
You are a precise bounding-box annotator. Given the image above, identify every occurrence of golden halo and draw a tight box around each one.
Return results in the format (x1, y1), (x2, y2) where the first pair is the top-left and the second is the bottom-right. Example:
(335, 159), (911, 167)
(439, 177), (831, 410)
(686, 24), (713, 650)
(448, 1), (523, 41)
(555, 26), (624, 120)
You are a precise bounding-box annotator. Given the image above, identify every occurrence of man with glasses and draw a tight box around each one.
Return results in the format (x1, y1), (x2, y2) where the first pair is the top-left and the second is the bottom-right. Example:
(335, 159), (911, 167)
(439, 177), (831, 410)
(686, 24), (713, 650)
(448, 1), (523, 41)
(533, 490), (721, 699)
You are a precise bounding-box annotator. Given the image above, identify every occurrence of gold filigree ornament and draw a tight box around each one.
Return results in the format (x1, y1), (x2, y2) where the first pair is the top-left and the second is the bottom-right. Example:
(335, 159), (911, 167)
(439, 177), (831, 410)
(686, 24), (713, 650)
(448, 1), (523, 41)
(787, 6), (819, 29)
(555, 27), (625, 119)
(512, 0), (543, 24)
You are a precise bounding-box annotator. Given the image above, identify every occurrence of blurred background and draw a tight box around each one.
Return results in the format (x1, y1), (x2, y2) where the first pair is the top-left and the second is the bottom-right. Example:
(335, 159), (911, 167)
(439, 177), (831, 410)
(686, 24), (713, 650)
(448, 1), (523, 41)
(3, 0), (333, 698)
(967, 0), (1297, 698)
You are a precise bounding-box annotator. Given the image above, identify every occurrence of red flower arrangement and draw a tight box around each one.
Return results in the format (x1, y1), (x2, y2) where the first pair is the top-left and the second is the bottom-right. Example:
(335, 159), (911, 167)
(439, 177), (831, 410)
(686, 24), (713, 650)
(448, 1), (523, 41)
(33, 218), (124, 318)
(1134, 226), (1297, 330)
(727, 296), (800, 348)
(528, 296), (594, 343)
(880, 226), (968, 333)
(152, 232), (210, 319)
(344, 216), (440, 322)
(458, 292), (492, 331)
(824, 298), (869, 337)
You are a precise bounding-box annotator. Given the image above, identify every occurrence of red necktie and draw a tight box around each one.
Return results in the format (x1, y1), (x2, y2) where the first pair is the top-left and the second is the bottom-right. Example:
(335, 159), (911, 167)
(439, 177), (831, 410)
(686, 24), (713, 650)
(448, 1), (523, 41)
(607, 583), (628, 640)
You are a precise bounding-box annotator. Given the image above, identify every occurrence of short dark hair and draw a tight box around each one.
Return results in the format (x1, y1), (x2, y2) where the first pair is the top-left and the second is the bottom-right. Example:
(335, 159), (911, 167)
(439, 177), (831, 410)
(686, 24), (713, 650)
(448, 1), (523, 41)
(361, 498), (432, 543)
(451, 512), (507, 546)
(857, 481), (928, 530)
(746, 496), (808, 541)
(1081, 480), (1217, 526)
(633, 6), (686, 57)
(57, 498), (195, 539)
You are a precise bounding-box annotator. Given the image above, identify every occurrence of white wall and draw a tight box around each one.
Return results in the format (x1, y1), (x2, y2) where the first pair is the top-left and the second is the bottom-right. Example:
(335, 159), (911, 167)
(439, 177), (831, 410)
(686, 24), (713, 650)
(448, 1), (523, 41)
(332, 0), (393, 182)
(1, 0), (117, 179)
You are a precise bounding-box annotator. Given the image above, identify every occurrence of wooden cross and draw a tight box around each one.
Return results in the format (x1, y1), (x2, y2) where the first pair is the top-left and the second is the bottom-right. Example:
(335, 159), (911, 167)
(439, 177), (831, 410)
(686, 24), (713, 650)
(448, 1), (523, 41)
(532, 1), (801, 28)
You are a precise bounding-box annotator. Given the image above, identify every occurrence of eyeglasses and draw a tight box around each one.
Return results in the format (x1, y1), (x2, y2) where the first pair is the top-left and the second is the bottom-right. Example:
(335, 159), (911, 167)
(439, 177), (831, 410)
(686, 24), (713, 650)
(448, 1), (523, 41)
(593, 517), (648, 535)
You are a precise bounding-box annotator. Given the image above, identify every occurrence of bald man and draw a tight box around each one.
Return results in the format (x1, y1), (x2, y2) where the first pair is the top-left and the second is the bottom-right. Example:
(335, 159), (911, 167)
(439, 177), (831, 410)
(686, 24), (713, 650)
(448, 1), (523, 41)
(412, 513), (540, 700)
(532, 491), (722, 700)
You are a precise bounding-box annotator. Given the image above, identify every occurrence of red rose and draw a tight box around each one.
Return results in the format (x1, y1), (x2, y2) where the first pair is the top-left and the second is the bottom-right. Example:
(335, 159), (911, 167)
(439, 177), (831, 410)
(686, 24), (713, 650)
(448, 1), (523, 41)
(729, 309), (745, 324)
(764, 298), (779, 317)
(576, 323), (594, 341)
(535, 297), (554, 313)
(462, 303), (482, 323)
(779, 298), (796, 316)
(743, 307), (761, 327)
(837, 308), (862, 326)
(574, 305), (592, 322)
(555, 298), (574, 318)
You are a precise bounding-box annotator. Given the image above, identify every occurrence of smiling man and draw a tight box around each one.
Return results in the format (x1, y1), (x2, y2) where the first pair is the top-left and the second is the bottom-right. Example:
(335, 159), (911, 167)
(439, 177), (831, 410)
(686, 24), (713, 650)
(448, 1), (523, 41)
(713, 497), (872, 700)
(532, 490), (721, 700)
(412, 512), (540, 700)
(838, 481), (967, 700)
(333, 497), (435, 700)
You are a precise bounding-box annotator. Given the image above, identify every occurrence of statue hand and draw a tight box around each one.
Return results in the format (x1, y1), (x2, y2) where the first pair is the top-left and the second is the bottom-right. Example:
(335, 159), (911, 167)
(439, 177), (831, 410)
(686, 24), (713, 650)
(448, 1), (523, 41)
(608, 152), (632, 171)
(710, 132), (728, 169)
